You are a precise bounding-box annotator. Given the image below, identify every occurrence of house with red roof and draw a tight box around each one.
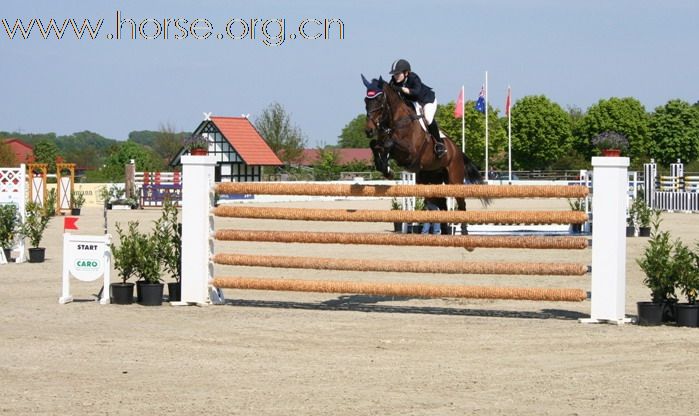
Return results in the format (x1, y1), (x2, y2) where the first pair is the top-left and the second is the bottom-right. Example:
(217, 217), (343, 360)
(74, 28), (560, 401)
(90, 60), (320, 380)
(170, 115), (283, 182)
(294, 148), (373, 167)
(1, 138), (34, 166)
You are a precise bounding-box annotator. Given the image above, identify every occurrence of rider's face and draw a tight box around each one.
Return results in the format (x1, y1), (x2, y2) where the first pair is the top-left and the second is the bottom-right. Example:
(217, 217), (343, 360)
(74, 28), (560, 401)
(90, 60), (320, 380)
(392, 72), (406, 83)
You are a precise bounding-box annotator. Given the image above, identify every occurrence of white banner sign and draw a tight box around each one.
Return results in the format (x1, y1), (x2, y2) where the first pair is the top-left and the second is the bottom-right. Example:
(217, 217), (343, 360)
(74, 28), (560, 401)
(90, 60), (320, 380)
(60, 233), (112, 304)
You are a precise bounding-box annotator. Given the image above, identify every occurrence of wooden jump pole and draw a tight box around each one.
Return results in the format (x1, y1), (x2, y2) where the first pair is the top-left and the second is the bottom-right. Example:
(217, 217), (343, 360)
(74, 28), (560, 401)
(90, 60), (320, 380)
(214, 229), (589, 250)
(215, 182), (589, 199)
(212, 277), (588, 302)
(213, 206), (589, 225)
(212, 253), (589, 276)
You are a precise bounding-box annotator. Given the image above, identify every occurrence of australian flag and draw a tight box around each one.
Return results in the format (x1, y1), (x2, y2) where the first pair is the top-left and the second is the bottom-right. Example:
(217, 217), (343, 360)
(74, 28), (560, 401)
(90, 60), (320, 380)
(475, 86), (486, 113)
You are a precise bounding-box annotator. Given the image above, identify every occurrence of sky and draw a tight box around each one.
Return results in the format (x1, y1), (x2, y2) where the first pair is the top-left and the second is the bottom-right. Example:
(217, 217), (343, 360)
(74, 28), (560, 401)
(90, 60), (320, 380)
(1, 0), (698, 147)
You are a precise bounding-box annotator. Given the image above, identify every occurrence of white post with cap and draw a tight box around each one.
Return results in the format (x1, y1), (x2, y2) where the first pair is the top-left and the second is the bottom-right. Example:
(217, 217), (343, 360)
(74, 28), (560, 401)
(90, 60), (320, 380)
(179, 155), (217, 305)
(581, 156), (631, 324)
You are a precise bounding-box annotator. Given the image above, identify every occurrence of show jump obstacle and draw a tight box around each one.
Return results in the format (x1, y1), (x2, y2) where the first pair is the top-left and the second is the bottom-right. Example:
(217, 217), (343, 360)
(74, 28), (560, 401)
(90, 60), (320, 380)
(180, 156), (630, 324)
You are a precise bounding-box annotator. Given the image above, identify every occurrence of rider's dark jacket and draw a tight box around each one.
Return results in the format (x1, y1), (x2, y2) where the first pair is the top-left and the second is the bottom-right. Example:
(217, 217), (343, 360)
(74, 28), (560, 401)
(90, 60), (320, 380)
(389, 72), (435, 105)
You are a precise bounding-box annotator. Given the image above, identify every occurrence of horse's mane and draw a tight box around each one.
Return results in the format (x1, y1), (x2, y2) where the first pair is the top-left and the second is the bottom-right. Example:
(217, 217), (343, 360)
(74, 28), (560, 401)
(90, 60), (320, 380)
(382, 83), (417, 118)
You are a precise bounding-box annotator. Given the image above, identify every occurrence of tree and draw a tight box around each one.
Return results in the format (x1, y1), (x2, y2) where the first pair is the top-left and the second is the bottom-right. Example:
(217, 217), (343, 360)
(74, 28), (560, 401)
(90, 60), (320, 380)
(338, 114), (370, 148)
(435, 101), (506, 169)
(648, 99), (699, 165)
(312, 147), (341, 181)
(101, 141), (161, 181)
(255, 102), (307, 164)
(511, 95), (573, 170)
(576, 97), (649, 163)
(153, 123), (187, 166)
(0, 140), (17, 166)
(33, 140), (60, 172)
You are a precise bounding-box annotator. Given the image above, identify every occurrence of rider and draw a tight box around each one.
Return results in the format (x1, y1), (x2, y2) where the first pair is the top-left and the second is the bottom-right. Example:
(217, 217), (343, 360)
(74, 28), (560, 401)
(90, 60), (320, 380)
(389, 59), (446, 158)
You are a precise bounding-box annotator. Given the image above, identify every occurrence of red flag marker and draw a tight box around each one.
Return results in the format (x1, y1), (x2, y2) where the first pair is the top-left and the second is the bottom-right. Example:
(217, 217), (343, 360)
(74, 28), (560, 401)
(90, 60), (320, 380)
(454, 87), (464, 119)
(64, 217), (79, 231)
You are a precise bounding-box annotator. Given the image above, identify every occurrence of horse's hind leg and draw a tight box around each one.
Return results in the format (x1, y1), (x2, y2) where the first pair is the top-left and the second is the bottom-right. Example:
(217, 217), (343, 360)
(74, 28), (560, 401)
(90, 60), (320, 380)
(456, 197), (468, 235)
(446, 160), (469, 235)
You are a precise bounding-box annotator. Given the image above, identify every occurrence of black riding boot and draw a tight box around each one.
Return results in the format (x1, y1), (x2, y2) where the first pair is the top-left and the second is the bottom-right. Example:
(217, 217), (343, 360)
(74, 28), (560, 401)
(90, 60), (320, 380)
(428, 121), (446, 158)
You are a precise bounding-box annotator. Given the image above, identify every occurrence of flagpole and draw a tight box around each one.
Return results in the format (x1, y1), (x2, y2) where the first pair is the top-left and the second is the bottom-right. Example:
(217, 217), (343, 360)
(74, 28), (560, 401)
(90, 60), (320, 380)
(461, 85), (465, 154)
(507, 85), (512, 184)
(484, 71), (489, 182)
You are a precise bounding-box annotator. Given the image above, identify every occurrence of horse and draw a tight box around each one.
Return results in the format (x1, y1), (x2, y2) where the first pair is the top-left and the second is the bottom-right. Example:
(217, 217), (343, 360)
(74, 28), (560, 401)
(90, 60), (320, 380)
(361, 75), (489, 234)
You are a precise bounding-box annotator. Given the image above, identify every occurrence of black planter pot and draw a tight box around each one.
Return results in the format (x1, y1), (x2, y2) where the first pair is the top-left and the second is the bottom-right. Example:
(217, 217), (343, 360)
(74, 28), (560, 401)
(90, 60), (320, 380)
(393, 222), (402, 232)
(626, 226), (635, 237)
(70, 208), (81, 216)
(2, 248), (12, 262)
(639, 227), (651, 237)
(135, 280), (145, 302)
(663, 299), (677, 323)
(675, 304), (699, 327)
(110, 283), (134, 304)
(167, 281), (181, 301)
(28, 247), (45, 263)
(637, 301), (664, 326)
(138, 283), (164, 306)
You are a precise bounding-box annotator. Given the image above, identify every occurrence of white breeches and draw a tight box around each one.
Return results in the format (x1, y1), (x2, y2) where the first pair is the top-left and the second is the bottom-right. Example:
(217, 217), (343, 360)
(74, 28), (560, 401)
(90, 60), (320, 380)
(413, 99), (438, 125)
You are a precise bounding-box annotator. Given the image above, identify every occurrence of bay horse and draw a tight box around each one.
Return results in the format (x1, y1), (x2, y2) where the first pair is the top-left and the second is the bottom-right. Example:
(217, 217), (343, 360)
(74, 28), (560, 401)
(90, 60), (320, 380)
(362, 75), (489, 234)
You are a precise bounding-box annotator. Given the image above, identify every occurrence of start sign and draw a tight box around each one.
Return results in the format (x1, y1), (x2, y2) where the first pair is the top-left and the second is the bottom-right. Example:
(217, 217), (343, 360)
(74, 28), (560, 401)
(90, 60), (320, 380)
(60, 234), (112, 304)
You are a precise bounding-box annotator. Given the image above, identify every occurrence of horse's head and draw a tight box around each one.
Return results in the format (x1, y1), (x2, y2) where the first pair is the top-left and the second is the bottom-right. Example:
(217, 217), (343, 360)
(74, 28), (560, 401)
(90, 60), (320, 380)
(362, 74), (396, 178)
(361, 74), (387, 138)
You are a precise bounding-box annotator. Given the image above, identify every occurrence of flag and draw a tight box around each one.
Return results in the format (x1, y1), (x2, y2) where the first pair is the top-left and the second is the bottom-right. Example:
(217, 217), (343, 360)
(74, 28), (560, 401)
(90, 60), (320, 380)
(454, 87), (464, 118)
(475, 85), (486, 113)
(64, 217), (79, 231)
(505, 86), (512, 117)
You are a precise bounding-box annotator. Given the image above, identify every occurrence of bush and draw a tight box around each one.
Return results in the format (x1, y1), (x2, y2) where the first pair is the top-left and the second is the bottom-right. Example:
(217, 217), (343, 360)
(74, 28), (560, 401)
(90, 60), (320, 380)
(21, 202), (50, 248)
(673, 240), (699, 304)
(0, 204), (21, 249)
(637, 214), (676, 302)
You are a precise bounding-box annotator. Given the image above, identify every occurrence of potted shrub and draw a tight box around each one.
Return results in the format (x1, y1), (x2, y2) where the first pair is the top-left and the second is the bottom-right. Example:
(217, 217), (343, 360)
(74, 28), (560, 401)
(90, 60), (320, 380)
(70, 190), (85, 216)
(411, 197), (425, 233)
(154, 201), (181, 301)
(591, 131), (629, 157)
(634, 190), (652, 237)
(626, 201), (636, 237)
(568, 198), (585, 234)
(390, 198), (402, 232)
(185, 134), (210, 156)
(44, 188), (57, 217)
(110, 222), (138, 304)
(133, 229), (164, 306)
(21, 202), (50, 263)
(103, 185), (137, 210)
(673, 240), (699, 327)
(636, 213), (676, 325)
(0, 203), (21, 262)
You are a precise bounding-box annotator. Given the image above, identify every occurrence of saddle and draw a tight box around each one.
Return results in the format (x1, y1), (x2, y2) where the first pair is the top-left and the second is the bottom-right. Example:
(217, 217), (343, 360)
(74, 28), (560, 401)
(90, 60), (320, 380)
(411, 102), (446, 139)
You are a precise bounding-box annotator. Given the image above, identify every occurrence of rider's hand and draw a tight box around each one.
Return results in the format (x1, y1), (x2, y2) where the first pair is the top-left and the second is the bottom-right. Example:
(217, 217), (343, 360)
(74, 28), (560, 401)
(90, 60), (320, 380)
(401, 87), (410, 95)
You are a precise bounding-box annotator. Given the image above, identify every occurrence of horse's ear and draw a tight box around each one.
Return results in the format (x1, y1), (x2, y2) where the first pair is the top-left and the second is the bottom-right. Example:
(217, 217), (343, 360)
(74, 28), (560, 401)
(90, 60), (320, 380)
(361, 74), (371, 88)
(378, 76), (385, 88)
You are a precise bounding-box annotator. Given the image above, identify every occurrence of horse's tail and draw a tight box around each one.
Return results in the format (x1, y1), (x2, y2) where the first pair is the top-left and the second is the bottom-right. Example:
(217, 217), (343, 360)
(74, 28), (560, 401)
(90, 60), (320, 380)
(463, 153), (492, 207)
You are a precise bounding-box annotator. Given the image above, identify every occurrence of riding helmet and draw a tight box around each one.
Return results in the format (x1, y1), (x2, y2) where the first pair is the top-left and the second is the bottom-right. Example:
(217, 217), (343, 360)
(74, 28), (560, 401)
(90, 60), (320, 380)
(389, 59), (411, 75)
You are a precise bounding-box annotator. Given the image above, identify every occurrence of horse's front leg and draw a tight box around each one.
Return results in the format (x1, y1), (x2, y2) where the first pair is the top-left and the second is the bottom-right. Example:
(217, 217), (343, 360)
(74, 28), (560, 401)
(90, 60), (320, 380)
(369, 140), (392, 179)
